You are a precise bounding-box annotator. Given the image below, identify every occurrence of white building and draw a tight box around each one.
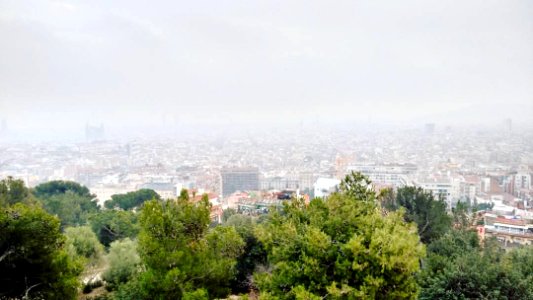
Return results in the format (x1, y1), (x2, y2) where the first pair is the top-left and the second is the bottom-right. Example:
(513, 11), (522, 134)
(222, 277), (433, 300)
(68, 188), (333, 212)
(515, 172), (531, 190)
(138, 182), (179, 200)
(413, 178), (454, 208)
(313, 178), (341, 198)
(260, 176), (299, 191)
(345, 163), (416, 187)
(91, 185), (136, 207)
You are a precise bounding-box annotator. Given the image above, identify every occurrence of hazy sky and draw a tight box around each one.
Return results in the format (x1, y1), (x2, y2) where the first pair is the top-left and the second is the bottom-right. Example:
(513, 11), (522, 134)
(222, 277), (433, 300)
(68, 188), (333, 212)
(0, 0), (532, 138)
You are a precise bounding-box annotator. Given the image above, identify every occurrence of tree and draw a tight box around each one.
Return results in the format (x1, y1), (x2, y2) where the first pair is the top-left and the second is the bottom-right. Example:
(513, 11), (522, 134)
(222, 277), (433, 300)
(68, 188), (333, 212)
(418, 230), (533, 299)
(136, 193), (244, 299)
(0, 203), (81, 299)
(474, 202), (494, 211)
(104, 189), (160, 210)
(254, 172), (425, 299)
(222, 208), (237, 223)
(64, 226), (104, 265)
(33, 180), (93, 199)
(452, 200), (471, 228)
(224, 214), (267, 294)
(383, 186), (452, 244)
(103, 238), (141, 290)
(33, 181), (99, 227)
(41, 191), (100, 227)
(0, 176), (34, 206)
(64, 226), (105, 285)
(89, 210), (139, 247)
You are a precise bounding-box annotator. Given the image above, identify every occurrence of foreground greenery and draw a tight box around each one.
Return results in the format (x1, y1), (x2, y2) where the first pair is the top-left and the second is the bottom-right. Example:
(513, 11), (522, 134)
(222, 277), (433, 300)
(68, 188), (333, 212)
(1, 178), (81, 299)
(419, 230), (533, 299)
(254, 173), (425, 299)
(1, 174), (532, 299)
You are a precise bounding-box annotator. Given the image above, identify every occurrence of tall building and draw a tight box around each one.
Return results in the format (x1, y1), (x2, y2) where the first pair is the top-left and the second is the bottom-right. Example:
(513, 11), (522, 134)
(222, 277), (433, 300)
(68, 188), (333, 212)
(514, 172), (531, 191)
(220, 167), (260, 196)
(298, 171), (315, 193)
(413, 177), (454, 209)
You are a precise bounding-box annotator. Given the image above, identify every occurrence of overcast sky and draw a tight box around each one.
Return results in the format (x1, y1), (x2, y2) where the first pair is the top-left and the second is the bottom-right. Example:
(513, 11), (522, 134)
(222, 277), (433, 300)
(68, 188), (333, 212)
(0, 0), (532, 139)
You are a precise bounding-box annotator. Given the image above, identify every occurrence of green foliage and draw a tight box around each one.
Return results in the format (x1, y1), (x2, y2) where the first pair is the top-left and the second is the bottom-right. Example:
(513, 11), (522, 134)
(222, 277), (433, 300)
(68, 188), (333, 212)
(254, 172), (425, 299)
(137, 193), (244, 299)
(474, 202), (494, 211)
(383, 186), (452, 244)
(503, 245), (533, 280)
(64, 226), (105, 287)
(0, 176), (34, 206)
(64, 226), (104, 263)
(33, 180), (93, 199)
(452, 200), (471, 228)
(182, 288), (209, 300)
(103, 238), (141, 290)
(41, 191), (100, 227)
(90, 210), (139, 247)
(0, 203), (81, 299)
(339, 171), (374, 202)
(419, 230), (533, 299)
(104, 189), (160, 210)
(113, 278), (145, 300)
(224, 214), (267, 294)
(222, 208), (237, 222)
(33, 181), (99, 227)
(7, 176), (529, 299)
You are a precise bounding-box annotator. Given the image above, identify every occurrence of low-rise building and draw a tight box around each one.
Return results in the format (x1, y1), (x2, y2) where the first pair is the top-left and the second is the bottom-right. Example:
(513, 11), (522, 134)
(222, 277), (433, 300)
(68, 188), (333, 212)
(313, 178), (341, 198)
(483, 213), (533, 247)
(345, 163), (416, 188)
(138, 182), (178, 199)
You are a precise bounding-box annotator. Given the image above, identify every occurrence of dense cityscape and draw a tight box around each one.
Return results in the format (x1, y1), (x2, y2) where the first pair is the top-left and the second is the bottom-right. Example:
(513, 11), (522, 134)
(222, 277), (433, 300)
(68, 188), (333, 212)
(2, 121), (533, 247)
(2, 0), (533, 299)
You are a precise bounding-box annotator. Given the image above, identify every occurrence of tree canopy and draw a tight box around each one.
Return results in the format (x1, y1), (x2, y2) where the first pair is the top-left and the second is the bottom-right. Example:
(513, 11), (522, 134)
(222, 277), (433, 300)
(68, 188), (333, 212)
(0, 176), (34, 206)
(418, 230), (533, 299)
(104, 189), (161, 210)
(64, 226), (104, 266)
(254, 172), (425, 299)
(381, 186), (452, 244)
(103, 238), (141, 290)
(1, 176), (532, 299)
(0, 203), (81, 299)
(40, 191), (100, 227)
(32, 181), (99, 227)
(89, 209), (139, 247)
(136, 194), (244, 299)
(33, 180), (93, 199)
(224, 214), (267, 294)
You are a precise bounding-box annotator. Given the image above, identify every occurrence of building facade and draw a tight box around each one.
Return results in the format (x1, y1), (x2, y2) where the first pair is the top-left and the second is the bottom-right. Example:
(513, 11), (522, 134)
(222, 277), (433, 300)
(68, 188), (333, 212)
(220, 167), (260, 197)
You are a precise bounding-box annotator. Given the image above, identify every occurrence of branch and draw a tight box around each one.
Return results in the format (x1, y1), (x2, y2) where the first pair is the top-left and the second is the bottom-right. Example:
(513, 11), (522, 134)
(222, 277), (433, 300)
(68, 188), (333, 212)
(0, 248), (14, 263)
(23, 283), (42, 300)
(102, 225), (119, 236)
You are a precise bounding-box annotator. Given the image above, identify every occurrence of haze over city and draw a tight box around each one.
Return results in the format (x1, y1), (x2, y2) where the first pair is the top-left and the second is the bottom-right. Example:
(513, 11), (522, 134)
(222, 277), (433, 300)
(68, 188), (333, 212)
(1, 1), (533, 299)
(1, 0), (532, 141)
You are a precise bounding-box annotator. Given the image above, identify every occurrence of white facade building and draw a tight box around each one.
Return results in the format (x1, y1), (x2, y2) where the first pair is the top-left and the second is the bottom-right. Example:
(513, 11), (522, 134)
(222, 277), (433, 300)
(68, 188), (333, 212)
(515, 172), (531, 190)
(313, 178), (341, 198)
(345, 163), (416, 187)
